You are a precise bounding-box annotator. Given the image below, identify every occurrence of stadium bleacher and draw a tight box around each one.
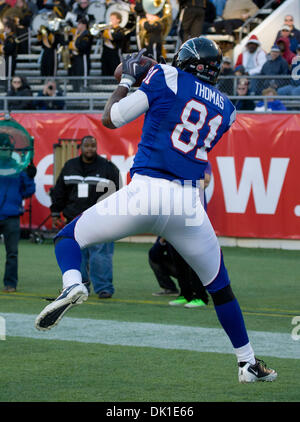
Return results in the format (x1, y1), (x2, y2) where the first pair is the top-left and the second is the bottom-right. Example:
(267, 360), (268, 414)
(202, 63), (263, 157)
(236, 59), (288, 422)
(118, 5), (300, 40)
(1, 0), (299, 112)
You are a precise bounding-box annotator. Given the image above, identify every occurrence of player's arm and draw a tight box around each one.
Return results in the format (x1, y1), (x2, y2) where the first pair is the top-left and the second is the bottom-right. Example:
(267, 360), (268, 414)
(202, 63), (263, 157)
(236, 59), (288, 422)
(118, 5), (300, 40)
(102, 49), (152, 129)
(102, 86), (130, 129)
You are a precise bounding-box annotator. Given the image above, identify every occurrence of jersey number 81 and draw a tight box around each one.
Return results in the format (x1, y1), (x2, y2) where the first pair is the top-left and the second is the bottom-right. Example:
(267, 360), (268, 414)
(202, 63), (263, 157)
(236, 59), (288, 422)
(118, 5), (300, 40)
(171, 99), (222, 162)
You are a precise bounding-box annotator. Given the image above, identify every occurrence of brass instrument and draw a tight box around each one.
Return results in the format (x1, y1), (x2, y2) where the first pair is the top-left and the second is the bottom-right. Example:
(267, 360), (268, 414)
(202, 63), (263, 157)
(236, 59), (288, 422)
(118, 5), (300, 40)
(57, 24), (74, 70)
(137, 0), (173, 51)
(61, 25), (73, 69)
(38, 25), (48, 36)
(0, 31), (4, 54)
(90, 23), (113, 37)
(34, 14), (74, 70)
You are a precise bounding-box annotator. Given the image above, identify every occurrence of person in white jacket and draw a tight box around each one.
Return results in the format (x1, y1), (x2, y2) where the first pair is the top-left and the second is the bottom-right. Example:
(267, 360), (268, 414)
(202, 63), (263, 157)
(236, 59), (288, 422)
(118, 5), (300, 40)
(235, 34), (267, 94)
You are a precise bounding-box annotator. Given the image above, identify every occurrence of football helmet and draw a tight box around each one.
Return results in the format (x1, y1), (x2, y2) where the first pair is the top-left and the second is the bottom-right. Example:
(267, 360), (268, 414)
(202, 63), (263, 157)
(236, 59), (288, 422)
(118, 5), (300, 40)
(172, 37), (222, 85)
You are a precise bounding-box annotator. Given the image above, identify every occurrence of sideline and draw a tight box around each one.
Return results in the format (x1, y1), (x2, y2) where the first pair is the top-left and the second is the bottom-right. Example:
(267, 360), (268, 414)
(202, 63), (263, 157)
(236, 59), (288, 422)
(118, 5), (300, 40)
(1, 312), (299, 360)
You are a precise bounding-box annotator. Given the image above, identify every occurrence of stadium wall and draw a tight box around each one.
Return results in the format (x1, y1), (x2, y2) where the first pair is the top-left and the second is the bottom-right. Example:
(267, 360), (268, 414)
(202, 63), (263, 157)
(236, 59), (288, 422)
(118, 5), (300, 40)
(12, 113), (300, 249)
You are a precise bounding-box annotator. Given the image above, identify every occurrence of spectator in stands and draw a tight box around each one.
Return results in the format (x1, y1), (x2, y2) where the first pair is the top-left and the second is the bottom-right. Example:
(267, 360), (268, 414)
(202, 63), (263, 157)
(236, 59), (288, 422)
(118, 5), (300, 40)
(212, 0), (258, 36)
(275, 25), (298, 54)
(179, 0), (206, 42)
(254, 87), (286, 112)
(275, 15), (300, 52)
(210, 0), (226, 20)
(34, 79), (65, 110)
(6, 76), (33, 110)
(217, 56), (234, 95)
(234, 65), (246, 76)
(101, 11), (126, 75)
(235, 34), (267, 94)
(232, 78), (255, 110)
(276, 35), (296, 67)
(68, 16), (93, 92)
(202, 0), (216, 34)
(277, 56), (300, 97)
(258, 44), (290, 93)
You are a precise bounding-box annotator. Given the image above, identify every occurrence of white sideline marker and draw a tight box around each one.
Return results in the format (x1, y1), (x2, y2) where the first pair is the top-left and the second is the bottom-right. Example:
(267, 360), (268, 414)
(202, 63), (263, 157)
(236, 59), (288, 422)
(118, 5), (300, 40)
(1, 312), (299, 360)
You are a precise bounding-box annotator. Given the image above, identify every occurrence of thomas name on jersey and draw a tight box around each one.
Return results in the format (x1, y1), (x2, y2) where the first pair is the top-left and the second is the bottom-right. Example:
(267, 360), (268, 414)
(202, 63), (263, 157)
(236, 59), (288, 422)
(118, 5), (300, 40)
(194, 81), (224, 110)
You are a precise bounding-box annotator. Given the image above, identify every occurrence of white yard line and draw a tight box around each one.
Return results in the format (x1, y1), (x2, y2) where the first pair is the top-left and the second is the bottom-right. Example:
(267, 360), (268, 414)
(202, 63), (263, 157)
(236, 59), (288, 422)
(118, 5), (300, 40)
(1, 312), (299, 359)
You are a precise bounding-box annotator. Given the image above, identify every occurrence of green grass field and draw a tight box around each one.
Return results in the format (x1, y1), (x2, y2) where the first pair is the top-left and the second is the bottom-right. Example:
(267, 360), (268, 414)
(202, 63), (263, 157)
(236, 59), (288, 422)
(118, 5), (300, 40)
(0, 240), (299, 403)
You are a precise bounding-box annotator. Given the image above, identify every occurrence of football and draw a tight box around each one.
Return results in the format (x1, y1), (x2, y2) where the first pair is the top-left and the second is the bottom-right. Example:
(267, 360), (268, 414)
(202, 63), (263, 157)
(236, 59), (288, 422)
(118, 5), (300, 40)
(114, 55), (158, 87)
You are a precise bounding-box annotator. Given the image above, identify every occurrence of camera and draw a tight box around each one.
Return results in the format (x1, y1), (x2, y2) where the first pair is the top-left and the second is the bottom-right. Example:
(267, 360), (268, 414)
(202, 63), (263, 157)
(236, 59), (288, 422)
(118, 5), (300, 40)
(48, 85), (54, 90)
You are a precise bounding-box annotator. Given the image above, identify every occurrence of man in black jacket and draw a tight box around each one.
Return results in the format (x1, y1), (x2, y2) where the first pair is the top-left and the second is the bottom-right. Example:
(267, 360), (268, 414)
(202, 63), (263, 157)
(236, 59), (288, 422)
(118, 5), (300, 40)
(50, 135), (121, 298)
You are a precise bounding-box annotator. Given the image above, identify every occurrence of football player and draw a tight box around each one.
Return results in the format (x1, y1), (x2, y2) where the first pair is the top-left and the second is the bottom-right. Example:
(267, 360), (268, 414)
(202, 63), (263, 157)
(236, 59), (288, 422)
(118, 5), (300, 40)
(35, 37), (277, 383)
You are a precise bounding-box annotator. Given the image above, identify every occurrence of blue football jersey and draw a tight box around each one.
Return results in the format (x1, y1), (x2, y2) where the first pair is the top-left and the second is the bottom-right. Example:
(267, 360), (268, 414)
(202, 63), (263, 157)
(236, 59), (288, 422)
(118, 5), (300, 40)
(130, 64), (236, 185)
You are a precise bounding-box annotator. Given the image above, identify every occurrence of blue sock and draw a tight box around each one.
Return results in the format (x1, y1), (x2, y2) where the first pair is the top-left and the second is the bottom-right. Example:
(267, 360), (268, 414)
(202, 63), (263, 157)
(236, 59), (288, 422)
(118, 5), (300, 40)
(214, 299), (249, 348)
(206, 251), (249, 348)
(54, 216), (82, 274)
(55, 237), (82, 274)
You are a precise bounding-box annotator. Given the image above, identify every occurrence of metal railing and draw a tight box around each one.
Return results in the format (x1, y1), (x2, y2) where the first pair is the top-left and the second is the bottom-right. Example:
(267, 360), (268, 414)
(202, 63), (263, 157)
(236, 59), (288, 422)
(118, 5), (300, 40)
(1, 75), (300, 113)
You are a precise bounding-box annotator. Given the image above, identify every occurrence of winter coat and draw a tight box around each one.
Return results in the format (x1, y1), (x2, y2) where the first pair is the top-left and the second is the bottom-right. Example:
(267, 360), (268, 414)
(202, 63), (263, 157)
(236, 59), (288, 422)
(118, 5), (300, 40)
(50, 155), (121, 222)
(0, 171), (35, 220)
(235, 46), (267, 75)
(276, 36), (296, 65)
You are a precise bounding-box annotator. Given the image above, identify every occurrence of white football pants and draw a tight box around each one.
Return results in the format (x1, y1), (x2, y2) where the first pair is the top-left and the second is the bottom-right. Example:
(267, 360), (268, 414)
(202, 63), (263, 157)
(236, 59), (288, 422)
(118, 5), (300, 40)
(75, 174), (221, 286)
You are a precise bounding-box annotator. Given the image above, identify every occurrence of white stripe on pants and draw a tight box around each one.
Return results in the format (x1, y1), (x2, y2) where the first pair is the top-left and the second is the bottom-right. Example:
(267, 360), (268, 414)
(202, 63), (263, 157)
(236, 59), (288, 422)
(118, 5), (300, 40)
(75, 174), (221, 286)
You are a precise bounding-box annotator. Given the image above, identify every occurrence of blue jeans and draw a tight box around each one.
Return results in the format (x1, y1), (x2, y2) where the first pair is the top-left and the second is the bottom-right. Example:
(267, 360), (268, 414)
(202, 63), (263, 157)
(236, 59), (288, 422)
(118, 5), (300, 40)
(80, 242), (114, 295)
(0, 216), (20, 288)
(211, 0), (227, 17)
(277, 85), (300, 95)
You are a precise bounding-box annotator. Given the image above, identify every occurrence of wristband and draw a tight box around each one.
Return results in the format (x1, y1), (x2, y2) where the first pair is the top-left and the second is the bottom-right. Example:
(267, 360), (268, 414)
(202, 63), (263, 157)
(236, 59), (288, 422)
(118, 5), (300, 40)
(119, 74), (135, 90)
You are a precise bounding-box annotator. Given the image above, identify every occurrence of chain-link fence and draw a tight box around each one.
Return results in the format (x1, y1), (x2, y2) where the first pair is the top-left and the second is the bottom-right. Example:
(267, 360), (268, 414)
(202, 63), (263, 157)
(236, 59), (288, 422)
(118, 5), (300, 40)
(1, 75), (300, 113)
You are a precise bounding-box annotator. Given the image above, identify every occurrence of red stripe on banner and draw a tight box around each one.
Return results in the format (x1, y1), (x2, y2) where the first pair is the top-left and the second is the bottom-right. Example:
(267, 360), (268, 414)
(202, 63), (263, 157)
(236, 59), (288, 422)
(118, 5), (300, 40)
(13, 113), (300, 239)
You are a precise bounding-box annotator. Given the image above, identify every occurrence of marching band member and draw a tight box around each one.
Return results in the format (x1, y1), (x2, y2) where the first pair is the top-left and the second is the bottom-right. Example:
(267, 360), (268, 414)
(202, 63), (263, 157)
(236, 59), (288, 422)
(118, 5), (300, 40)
(68, 16), (93, 91)
(37, 24), (62, 76)
(0, 18), (17, 88)
(101, 11), (125, 76)
(0, 0), (11, 24)
(3, 0), (33, 53)
(142, 12), (163, 61)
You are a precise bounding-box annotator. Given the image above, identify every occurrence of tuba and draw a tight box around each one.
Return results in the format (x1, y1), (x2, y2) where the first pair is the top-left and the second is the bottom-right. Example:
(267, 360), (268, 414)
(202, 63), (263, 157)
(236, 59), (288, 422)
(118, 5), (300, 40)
(137, 0), (173, 51)
(58, 24), (73, 69)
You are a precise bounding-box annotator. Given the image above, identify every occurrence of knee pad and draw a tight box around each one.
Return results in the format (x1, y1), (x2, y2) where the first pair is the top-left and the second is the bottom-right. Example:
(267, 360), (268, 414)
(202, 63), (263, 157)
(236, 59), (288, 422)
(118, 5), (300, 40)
(54, 215), (81, 246)
(209, 284), (235, 306)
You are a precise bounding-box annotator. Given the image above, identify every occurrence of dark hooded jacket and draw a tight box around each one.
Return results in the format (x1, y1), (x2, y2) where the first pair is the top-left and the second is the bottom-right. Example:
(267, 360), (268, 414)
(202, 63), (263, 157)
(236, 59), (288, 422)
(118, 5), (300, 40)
(276, 36), (296, 66)
(6, 76), (33, 110)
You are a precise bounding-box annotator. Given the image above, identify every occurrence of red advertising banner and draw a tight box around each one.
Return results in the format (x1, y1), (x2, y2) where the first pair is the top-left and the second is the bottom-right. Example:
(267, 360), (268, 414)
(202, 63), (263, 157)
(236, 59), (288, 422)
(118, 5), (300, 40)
(12, 112), (300, 239)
